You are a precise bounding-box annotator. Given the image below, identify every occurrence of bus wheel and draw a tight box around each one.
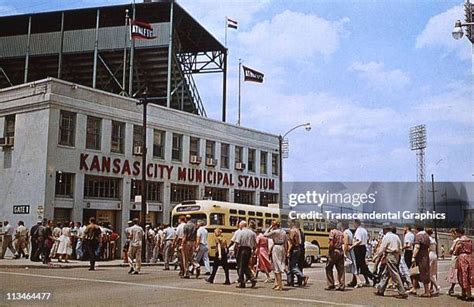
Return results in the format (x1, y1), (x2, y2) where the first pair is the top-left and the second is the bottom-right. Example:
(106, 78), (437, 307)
(305, 256), (313, 267)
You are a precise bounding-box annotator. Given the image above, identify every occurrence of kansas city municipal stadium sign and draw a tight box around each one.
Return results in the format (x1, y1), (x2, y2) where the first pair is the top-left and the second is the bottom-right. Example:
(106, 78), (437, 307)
(79, 153), (275, 191)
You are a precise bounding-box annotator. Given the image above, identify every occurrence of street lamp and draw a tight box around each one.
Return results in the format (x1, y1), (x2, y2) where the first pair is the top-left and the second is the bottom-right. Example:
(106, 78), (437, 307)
(452, 1), (474, 43)
(278, 123), (311, 208)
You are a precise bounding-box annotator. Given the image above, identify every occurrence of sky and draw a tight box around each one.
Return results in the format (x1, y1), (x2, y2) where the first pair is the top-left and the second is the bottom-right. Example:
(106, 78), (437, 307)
(0, 0), (472, 182)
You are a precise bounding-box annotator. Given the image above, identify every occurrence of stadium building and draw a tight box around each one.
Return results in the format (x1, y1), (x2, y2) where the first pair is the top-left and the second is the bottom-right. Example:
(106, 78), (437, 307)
(0, 1), (280, 232)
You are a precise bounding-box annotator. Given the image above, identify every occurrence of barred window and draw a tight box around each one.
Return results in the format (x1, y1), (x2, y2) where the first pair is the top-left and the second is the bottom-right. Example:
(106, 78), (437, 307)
(220, 143), (229, 169)
(153, 130), (165, 158)
(171, 184), (197, 203)
(272, 153), (279, 176)
(172, 134), (183, 161)
(130, 179), (163, 202)
(234, 189), (254, 205)
(260, 151), (268, 174)
(260, 192), (279, 207)
(206, 140), (215, 159)
(132, 125), (144, 154)
(235, 146), (243, 164)
(84, 175), (121, 199)
(111, 121), (125, 153)
(86, 116), (101, 150)
(4, 115), (15, 138)
(204, 187), (228, 201)
(59, 111), (76, 146)
(55, 172), (74, 198)
(248, 149), (256, 172)
(189, 137), (200, 157)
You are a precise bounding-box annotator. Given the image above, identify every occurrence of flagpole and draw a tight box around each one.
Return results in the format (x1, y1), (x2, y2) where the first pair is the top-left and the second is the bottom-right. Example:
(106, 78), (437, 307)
(128, 2), (136, 96)
(225, 16), (228, 47)
(121, 9), (129, 96)
(238, 58), (241, 126)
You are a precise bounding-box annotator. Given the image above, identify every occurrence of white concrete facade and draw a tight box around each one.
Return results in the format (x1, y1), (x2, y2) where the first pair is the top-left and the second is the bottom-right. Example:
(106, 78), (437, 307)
(0, 78), (280, 241)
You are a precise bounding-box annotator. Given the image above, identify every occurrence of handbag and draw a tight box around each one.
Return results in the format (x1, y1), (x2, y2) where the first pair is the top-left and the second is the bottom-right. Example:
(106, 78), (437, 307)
(409, 264), (420, 276)
(344, 257), (353, 268)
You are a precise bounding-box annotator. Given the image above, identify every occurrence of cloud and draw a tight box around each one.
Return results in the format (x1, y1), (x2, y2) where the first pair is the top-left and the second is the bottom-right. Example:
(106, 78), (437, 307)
(348, 61), (410, 90)
(238, 10), (349, 63)
(416, 3), (471, 60)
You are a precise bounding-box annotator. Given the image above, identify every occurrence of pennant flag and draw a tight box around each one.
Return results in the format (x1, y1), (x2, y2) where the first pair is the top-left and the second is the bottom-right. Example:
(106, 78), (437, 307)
(131, 20), (156, 40)
(227, 17), (238, 29)
(242, 65), (264, 83)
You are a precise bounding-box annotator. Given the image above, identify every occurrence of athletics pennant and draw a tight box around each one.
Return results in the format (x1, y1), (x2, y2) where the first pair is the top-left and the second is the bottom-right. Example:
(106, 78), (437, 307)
(227, 17), (238, 29)
(242, 65), (264, 83)
(131, 20), (156, 40)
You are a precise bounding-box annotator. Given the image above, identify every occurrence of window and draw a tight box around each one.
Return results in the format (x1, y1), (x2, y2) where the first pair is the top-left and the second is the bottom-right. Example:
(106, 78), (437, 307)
(84, 175), (121, 199)
(153, 130), (165, 158)
(130, 179), (163, 202)
(272, 153), (279, 176)
(206, 140), (215, 159)
(229, 215), (245, 227)
(111, 121), (125, 153)
(220, 143), (229, 168)
(210, 213), (224, 225)
(234, 189), (254, 205)
(4, 115), (15, 137)
(189, 137), (200, 157)
(303, 222), (315, 232)
(172, 134), (183, 161)
(132, 125), (144, 154)
(260, 151), (267, 174)
(170, 184), (196, 203)
(204, 187), (228, 201)
(86, 116), (101, 150)
(248, 149), (256, 172)
(260, 192), (279, 207)
(55, 172), (74, 198)
(235, 146), (243, 163)
(58, 111), (76, 146)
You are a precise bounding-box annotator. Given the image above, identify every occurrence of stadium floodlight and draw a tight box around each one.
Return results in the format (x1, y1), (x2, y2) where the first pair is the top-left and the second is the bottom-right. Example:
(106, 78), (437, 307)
(410, 125), (427, 150)
(410, 124), (427, 214)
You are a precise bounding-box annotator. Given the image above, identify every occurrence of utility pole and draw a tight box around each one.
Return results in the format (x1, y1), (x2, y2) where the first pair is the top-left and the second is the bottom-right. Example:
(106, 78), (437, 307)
(429, 174), (439, 256)
(136, 89), (148, 261)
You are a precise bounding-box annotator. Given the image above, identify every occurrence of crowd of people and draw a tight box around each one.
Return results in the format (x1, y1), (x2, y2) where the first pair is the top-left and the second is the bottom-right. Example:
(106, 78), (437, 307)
(1, 217), (473, 301)
(0, 218), (120, 266)
(323, 220), (474, 301)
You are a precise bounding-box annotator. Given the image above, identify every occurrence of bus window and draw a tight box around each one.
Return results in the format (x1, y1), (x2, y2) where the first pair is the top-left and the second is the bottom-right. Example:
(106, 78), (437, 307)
(265, 213), (271, 218)
(230, 209), (237, 214)
(238, 210), (246, 215)
(248, 211), (255, 216)
(229, 216), (239, 227)
(281, 219), (288, 228)
(272, 214), (279, 218)
(303, 222), (315, 231)
(210, 213), (224, 226)
(256, 218), (263, 228)
(172, 214), (207, 226)
(256, 212), (263, 217)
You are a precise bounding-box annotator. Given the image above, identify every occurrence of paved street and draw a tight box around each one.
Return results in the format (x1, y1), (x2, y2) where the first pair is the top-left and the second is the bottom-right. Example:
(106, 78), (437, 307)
(0, 260), (471, 307)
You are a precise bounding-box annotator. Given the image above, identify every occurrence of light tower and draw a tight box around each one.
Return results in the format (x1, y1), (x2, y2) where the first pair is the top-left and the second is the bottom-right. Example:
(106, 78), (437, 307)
(410, 125), (427, 213)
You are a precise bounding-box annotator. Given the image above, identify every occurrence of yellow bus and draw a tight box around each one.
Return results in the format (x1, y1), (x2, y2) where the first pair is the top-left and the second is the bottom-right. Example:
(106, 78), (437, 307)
(171, 200), (329, 265)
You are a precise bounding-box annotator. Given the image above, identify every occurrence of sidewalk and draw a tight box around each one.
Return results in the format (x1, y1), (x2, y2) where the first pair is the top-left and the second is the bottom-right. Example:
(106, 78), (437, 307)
(0, 256), (164, 269)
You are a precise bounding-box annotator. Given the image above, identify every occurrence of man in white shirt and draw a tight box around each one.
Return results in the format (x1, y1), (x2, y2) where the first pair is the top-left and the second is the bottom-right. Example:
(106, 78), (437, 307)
(374, 223), (407, 299)
(194, 220), (211, 276)
(127, 219), (144, 275)
(403, 225), (415, 268)
(162, 224), (175, 270)
(14, 221), (29, 259)
(173, 216), (187, 276)
(145, 225), (155, 263)
(0, 221), (16, 259)
(352, 219), (374, 285)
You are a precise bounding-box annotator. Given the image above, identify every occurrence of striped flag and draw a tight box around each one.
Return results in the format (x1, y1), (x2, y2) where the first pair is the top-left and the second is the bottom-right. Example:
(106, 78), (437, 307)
(227, 17), (238, 29)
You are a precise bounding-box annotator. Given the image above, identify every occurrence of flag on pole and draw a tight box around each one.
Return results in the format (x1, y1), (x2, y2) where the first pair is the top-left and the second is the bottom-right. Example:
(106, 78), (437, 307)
(131, 20), (156, 40)
(242, 65), (264, 83)
(227, 17), (238, 29)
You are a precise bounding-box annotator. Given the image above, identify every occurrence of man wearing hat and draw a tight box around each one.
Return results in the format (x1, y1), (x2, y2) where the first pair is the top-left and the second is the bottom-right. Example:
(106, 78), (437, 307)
(374, 222), (408, 299)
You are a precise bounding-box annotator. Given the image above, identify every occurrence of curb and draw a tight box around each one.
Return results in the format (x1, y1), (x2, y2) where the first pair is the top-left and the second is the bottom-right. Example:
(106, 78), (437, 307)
(0, 262), (165, 269)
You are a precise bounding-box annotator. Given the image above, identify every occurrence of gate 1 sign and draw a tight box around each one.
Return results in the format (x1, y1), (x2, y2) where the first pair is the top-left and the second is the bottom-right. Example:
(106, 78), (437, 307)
(13, 205), (30, 214)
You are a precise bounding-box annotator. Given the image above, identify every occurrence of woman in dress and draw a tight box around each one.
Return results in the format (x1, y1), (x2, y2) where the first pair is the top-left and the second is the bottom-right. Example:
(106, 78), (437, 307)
(57, 223), (72, 263)
(408, 225), (431, 297)
(255, 228), (272, 283)
(264, 219), (287, 291)
(454, 228), (473, 301)
(426, 228), (440, 295)
(342, 223), (358, 287)
(446, 228), (459, 295)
